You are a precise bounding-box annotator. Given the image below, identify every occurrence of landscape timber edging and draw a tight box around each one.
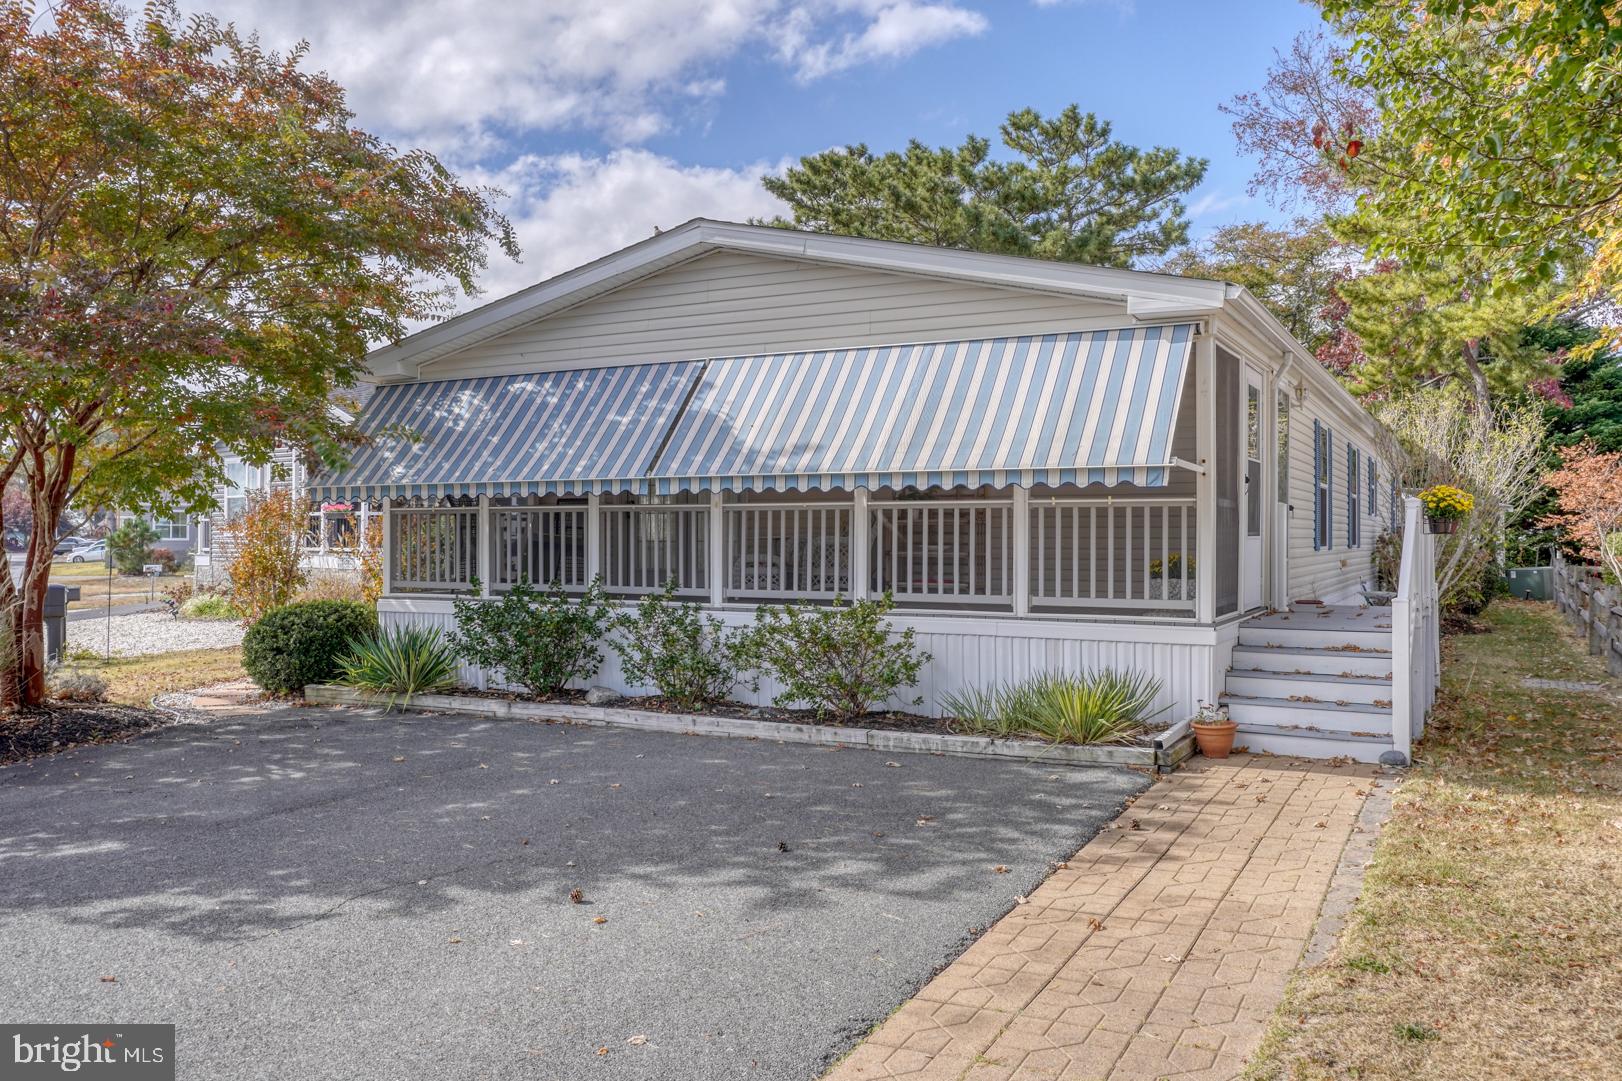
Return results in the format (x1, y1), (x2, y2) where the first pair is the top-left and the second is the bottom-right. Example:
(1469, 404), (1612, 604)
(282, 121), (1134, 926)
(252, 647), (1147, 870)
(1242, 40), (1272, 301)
(303, 684), (1193, 771)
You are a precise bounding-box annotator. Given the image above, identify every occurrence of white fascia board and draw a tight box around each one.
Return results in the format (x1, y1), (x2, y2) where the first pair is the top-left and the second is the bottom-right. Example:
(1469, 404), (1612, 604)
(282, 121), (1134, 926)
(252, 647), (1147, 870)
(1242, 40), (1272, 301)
(366, 218), (1233, 382)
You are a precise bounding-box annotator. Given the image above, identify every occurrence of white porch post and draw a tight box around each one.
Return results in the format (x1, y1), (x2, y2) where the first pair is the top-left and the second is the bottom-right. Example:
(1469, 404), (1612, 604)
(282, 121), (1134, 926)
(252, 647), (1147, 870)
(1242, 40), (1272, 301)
(380, 496), (394, 598)
(585, 493), (601, 584)
(1194, 326), (1217, 625)
(477, 494), (492, 597)
(708, 492), (725, 606)
(1012, 486), (1031, 617)
(851, 488), (870, 600)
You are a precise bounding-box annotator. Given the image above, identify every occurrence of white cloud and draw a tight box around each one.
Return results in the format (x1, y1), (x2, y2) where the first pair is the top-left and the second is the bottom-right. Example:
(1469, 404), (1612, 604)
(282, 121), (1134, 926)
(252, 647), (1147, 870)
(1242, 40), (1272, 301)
(775, 2), (989, 81)
(459, 150), (791, 304)
(1187, 190), (1251, 219)
(192, 0), (988, 151)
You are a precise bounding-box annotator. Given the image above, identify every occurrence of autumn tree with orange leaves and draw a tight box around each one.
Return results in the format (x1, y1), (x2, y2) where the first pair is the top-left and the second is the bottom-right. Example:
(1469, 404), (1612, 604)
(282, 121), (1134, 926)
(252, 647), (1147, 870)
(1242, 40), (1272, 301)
(0, 0), (517, 706)
(1542, 443), (1622, 586)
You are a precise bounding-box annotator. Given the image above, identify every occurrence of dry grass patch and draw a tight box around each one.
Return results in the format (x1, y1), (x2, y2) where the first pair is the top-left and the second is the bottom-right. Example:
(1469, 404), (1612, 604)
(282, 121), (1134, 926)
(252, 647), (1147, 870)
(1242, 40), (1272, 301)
(70, 647), (246, 707)
(1245, 600), (1622, 1081)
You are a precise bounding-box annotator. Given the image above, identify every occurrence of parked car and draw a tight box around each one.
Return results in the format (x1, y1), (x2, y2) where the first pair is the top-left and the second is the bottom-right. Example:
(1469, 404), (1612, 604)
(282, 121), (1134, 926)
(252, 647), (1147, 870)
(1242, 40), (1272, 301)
(66, 540), (107, 563)
(52, 536), (85, 555)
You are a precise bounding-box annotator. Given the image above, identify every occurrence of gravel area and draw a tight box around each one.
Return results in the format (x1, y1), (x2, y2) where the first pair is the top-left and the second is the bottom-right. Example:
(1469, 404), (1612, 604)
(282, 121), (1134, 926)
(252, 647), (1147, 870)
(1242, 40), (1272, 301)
(67, 611), (244, 657)
(0, 705), (1148, 1081)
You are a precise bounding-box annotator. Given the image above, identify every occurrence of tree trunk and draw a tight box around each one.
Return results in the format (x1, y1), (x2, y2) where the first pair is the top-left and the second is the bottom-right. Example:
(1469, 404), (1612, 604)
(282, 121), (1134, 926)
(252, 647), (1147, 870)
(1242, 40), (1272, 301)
(1461, 341), (1491, 412)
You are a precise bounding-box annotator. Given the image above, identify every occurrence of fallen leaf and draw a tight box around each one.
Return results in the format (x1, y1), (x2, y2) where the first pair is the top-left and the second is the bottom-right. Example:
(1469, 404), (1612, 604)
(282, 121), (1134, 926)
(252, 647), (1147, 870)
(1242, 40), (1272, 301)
(1014, 895), (1029, 905)
(885, 761), (901, 768)
(593, 916), (608, 925)
(99, 976), (116, 983)
(596, 1047), (609, 1056)
(626, 1035), (648, 1046)
(777, 841), (790, 852)
(1088, 917), (1105, 932)
(391, 756), (405, 763)
(994, 865), (1010, 874)
(1161, 954), (1185, 964)
(448, 937), (462, 944)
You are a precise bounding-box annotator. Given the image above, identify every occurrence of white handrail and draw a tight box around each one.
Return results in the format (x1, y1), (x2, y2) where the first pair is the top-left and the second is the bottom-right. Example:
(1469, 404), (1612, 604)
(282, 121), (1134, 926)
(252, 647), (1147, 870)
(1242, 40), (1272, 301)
(1390, 495), (1440, 762)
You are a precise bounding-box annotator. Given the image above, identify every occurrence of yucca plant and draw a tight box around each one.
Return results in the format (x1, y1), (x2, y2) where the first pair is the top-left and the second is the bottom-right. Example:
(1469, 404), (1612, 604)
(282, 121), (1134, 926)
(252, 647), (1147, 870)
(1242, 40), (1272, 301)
(1023, 670), (1164, 745)
(943, 668), (1164, 745)
(336, 625), (461, 705)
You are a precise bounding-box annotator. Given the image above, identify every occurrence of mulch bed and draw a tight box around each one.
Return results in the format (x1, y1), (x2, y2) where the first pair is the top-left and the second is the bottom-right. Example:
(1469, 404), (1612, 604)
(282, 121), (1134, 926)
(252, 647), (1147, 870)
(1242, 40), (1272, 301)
(0, 702), (172, 766)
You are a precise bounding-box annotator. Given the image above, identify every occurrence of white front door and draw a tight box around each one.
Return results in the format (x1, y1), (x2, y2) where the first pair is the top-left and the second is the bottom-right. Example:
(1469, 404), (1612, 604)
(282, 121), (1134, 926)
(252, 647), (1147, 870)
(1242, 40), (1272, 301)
(1241, 370), (1265, 611)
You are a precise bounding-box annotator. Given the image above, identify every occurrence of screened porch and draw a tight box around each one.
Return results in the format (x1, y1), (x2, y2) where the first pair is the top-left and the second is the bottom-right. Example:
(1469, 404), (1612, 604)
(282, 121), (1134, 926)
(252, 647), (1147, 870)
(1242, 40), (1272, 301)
(383, 485), (1198, 617)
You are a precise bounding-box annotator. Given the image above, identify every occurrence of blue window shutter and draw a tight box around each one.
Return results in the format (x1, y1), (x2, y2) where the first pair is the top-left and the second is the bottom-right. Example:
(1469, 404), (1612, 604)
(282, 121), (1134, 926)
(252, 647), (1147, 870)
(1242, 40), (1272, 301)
(1347, 445), (1356, 547)
(1313, 420), (1322, 550)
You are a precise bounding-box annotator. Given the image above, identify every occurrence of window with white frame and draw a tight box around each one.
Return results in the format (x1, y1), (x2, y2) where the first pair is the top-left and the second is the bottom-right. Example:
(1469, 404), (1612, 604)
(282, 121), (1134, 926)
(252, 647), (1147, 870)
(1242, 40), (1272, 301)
(222, 460), (261, 520)
(147, 513), (190, 541)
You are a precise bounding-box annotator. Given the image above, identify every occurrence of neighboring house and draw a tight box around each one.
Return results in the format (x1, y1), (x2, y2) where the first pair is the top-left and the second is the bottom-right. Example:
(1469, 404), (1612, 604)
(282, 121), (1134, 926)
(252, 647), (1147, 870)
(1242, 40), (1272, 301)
(110, 508), (197, 562)
(193, 446), (378, 588)
(310, 220), (1439, 763)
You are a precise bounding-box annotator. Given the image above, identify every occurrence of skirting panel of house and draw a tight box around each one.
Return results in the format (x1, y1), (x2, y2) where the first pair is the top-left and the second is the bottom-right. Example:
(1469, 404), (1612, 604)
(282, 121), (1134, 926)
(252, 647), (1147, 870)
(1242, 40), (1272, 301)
(377, 597), (1235, 722)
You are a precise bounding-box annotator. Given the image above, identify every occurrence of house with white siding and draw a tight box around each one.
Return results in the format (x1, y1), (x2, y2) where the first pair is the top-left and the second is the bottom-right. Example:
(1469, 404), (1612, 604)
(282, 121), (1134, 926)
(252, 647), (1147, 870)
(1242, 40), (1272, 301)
(313, 220), (1439, 763)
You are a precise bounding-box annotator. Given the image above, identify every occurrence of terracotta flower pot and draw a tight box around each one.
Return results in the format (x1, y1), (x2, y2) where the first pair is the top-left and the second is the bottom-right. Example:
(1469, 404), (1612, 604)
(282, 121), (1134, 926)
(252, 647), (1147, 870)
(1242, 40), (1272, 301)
(1425, 515), (1459, 535)
(1192, 718), (1239, 759)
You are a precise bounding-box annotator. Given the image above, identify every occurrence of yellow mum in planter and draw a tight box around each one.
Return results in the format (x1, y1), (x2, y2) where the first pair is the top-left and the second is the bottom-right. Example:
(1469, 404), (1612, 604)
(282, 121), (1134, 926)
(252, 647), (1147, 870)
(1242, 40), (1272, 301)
(1418, 484), (1474, 521)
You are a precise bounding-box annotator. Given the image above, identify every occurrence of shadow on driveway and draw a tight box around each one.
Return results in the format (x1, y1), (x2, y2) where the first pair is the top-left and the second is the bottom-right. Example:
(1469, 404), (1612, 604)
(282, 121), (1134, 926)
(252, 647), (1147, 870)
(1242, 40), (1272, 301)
(0, 705), (1148, 1081)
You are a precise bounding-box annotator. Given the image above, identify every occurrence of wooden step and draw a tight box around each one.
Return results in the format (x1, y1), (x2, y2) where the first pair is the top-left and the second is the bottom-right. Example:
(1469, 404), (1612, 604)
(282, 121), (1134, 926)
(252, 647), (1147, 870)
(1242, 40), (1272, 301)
(1220, 693), (1392, 738)
(1236, 624), (1393, 651)
(1229, 644), (1394, 679)
(1228, 722), (1393, 764)
(1224, 669), (1393, 706)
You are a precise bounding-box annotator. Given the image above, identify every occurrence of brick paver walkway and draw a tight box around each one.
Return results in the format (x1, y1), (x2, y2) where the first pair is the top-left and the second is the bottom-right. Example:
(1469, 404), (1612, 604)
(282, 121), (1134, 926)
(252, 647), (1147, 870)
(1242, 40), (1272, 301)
(824, 754), (1381, 1081)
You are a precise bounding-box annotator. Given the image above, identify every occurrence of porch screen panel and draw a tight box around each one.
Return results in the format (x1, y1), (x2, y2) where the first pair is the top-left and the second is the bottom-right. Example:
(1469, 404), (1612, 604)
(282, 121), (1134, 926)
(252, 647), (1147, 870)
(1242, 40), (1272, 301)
(649, 325), (1196, 495)
(1214, 347), (1241, 616)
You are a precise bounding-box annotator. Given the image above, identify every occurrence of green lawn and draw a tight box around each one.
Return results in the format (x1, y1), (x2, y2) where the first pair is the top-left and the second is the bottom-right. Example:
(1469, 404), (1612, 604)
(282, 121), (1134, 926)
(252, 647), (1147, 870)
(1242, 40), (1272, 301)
(1244, 601), (1622, 1080)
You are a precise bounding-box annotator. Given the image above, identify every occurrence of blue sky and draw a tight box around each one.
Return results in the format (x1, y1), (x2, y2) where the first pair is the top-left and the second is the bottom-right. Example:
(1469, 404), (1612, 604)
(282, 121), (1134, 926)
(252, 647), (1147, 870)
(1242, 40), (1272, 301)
(193, 0), (1324, 302)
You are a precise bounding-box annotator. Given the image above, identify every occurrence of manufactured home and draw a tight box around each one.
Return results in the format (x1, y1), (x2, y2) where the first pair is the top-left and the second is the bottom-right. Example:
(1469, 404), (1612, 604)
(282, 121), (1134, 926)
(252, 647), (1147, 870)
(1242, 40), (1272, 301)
(311, 220), (1438, 763)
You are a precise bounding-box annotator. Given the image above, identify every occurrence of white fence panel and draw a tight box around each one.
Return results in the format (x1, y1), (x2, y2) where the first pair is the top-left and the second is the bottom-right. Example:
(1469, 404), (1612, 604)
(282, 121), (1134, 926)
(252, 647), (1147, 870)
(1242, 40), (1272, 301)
(599, 505), (710, 597)
(1029, 498), (1196, 611)
(390, 507), (479, 593)
(489, 506), (589, 592)
(870, 500), (1014, 608)
(723, 503), (853, 601)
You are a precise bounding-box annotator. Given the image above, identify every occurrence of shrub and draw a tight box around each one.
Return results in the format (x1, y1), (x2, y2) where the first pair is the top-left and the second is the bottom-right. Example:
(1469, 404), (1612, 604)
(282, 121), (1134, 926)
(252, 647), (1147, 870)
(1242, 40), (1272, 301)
(180, 593), (241, 621)
(358, 514), (384, 604)
(737, 593), (929, 722)
(106, 519), (159, 574)
(337, 625), (460, 703)
(143, 546), (178, 573)
(222, 490), (306, 623)
(944, 669), (1164, 745)
(450, 578), (614, 696)
(1371, 530), (1402, 592)
(612, 583), (743, 711)
(296, 571), (365, 603)
(241, 599), (377, 695)
(47, 666), (108, 703)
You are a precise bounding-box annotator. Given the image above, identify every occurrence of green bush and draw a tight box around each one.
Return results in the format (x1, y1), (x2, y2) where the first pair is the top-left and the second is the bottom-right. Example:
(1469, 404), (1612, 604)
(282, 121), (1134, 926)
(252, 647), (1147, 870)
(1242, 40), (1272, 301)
(450, 578), (614, 696)
(180, 593), (241, 621)
(737, 592), (929, 722)
(337, 625), (461, 703)
(241, 599), (377, 695)
(143, 546), (179, 574)
(943, 669), (1164, 745)
(106, 519), (159, 574)
(612, 583), (743, 710)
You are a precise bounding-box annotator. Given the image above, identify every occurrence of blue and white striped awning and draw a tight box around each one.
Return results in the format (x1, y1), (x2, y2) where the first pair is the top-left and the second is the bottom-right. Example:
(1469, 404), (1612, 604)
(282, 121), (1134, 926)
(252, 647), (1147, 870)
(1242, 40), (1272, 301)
(649, 324), (1195, 492)
(310, 325), (1195, 500)
(307, 361), (702, 501)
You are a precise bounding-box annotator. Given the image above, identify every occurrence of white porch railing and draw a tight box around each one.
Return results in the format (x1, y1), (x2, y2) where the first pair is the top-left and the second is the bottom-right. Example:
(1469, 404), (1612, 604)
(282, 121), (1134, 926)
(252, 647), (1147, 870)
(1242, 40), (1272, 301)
(489, 506), (589, 592)
(391, 506), (479, 593)
(1029, 498), (1196, 611)
(723, 503), (853, 601)
(387, 495), (1201, 617)
(1391, 495), (1440, 761)
(598, 504), (710, 597)
(870, 499), (1015, 608)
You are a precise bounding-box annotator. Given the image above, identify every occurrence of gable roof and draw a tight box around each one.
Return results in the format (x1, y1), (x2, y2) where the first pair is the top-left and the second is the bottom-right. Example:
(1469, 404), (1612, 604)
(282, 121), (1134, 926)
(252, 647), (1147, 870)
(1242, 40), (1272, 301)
(366, 219), (1231, 383)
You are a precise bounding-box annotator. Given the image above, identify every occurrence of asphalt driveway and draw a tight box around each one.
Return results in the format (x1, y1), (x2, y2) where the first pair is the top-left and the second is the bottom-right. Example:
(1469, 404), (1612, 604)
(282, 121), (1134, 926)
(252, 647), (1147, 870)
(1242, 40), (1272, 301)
(0, 706), (1148, 1080)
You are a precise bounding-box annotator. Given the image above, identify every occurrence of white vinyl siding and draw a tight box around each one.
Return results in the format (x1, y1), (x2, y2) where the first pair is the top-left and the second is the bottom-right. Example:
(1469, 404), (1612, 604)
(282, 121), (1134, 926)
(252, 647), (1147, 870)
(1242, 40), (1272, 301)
(419, 250), (1130, 381)
(1287, 399), (1386, 603)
